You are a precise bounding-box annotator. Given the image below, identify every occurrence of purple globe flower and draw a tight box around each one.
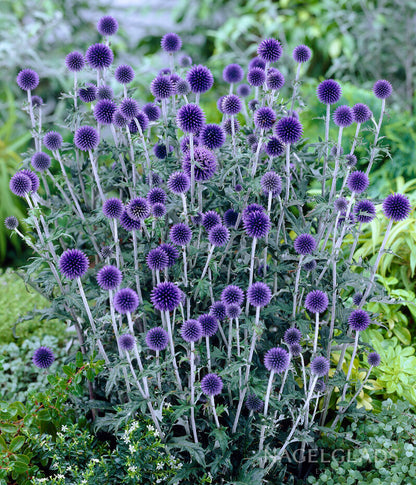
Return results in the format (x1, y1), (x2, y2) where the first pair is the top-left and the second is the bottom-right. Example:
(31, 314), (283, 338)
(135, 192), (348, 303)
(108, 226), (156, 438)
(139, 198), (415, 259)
(177, 103), (205, 134)
(315, 379), (326, 393)
(331, 145), (344, 158)
(151, 281), (182, 312)
(119, 209), (141, 232)
(59, 249), (89, 280)
(159, 243), (179, 267)
(65, 51), (85, 72)
(221, 285), (244, 306)
(147, 248), (169, 271)
(242, 203), (265, 222)
(383, 193), (411, 222)
(167, 172), (190, 195)
(180, 135), (200, 153)
(43, 131), (63, 151)
(237, 83), (251, 97)
(31, 152), (51, 172)
(224, 209), (238, 227)
(217, 95), (226, 114)
(179, 54), (192, 67)
(293, 45), (312, 63)
(348, 309), (371, 332)
(113, 288), (139, 314)
(129, 112), (149, 133)
(170, 223), (192, 246)
(275, 116), (303, 144)
(143, 103), (161, 122)
(100, 246), (112, 259)
(248, 99), (259, 111)
(254, 107), (277, 130)
(294, 234), (317, 255)
(150, 75), (173, 99)
(289, 343), (303, 356)
(152, 203), (166, 218)
(119, 98), (140, 120)
(4, 216), (18, 230)
(244, 210), (271, 239)
(310, 356), (330, 377)
(97, 15), (118, 36)
(192, 213), (203, 226)
(201, 373), (223, 396)
(222, 117), (241, 135)
(226, 304), (242, 319)
(235, 184), (243, 192)
(368, 352), (381, 367)
(333, 105), (353, 128)
(74, 126), (99, 151)
(176, 79), (191, 96)
(352, 292), (363, 306)
(96, 265), (122, 290)
(210, 301), (226, 321)
(334, 197), (348, 212)
(304, 290), (329, 313)
(264, 347), (290, 373)
(161, 32), (182, 53)
(33, 347), (55, 369)
(265, 136), (285, 157)
(127, 197), (150, 221)
(284, 327), (302, 345)
(112, 111), (127, 129)
(223, 63), (244, 84)
(346, 154), (357, 168)
(247, 133), (258, 146)
(153, 143), (171, 160)
(247, 282), (272, 308)
(261, 171), (282, 195)
(79, 84), (97, 103)
(317, 79), (342, 105)
(303, 259), (317, 271)
(115, 64), (135, 84)
(10, 172), (34, 197)
(347, 171), (369, 194)
(146, 327), (169, 351)
(352, 103), (372, 123)
(31, 96), (43, 107)
(266, 69), (285, 91)
(85, 43), (113, 70)
(208, 224), (229, 247)
(247, 67), (266, 87)
(186, 65), (214, 93)
(200, 124), (226, 150)
(94, 99), (117, 125)
(373, 80), (392, 99)
(119, 334), (135, 352)
(222, 94), (242, 115)
(19, 169), (39, 193)
(16, 69), (39, 91)
(182, 146), (217, 182)
(97, 85), (114, 100)
(249, 57), (266, 70)
(147, 187), (167, 205)
(198, 314), (218, 337)
(258, 38), (283, 63)
(246, 393), (264, 412)
(354, 200), (376, 223)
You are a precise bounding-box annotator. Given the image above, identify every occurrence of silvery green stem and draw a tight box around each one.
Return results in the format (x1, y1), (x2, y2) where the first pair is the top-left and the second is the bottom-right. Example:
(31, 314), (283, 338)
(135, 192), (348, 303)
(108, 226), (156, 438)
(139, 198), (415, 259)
(231, 114), (237, 159)
(28, 196), (59, 265)
(242, 101), (249, 124)
(251, 130), (263, 177)
(201, 244), (215, 280)
(235, 317), (242, 388)
(322, 104), (331, 196)
(206, 336), (211, 371)
(180, 193), (188, 220)
(290, 63), (302, 112)
(198, 185), (203, 213)
(328, 127), (343, 201)
(284, 143), (291, 204)
(132, 231), (143, 304)
(227, 318), (233, 363)
(365, 99), (386, 176)
(292, 255), (304, 319)
(164, 310), (183, 391)
(190, 341), (198, 443)
(110, 124), (130, 182)
(125, 128), (137, 189)
(55, 150), (85, 220)
(310, 394), (321, 426)
(183, 246), (189, 287)
(156, 350), (161, 391)
(275, 195), (286, 245)
(41, 173), (50, 199)
(88, 149), (105, 204)
(123, 85), (127, 99)
(133, 120), (152, 184)
(255, 86), (259, 99)
(245, 237), (257, 315)
(313, 312), (320, 355)
(340, 331), (360, 403)
(350, 122), (361, 155)
(278, 363), (290, 401)
(127, 312), (149, 392)
(348, 222), (363, 264)
(113, 219), (121, 269)
(258, 370), (275, 459)
(210, 395), (220, 428)
(27, 90), (37, 146)
(190, 133), (195, 206)
(125, 351), (145, 396)
(73, 72), (78, 109)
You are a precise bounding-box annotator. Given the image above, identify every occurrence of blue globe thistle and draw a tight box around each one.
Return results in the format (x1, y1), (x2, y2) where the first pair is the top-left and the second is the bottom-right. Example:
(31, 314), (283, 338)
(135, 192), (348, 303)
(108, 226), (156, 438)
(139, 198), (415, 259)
(275, 116), (303, 144)
(265, 136), (285, 157)
(249, 57), (266, 70)
(303, 259), (317, 272)
(180, 135), (200, 153)
(284, 327), (302, 345)
(266, 70), (285, 91)
(289, 343), (303, 356)
(258, 38), (283, 63)
(192, 213), (203, 226)
(177, 103), (205, 134)
(100, 246), (113, 260)
(18, 169), (39, 193)
(254, 107), (277, 130)
(317, 79), (342, 105)
(146, 327), (169, 351)
(151, 281), (182, 312)
(333, 105), (353, 128)
(201, 373), (223, 396)
(118, 334), (135, 352)
(129, 112), (149, 133)
(247, 282), (272, 308)
(85, 43), (113, 70)
(294, 234), (317, 255)
(217, 95), (226, 114)
(351, 292), (363, 306)
(382, 193), (411, 222)
(96, 265), (122, 290)
(59, 249), (89, 280)
(338, 212), (355, 227)
(159, 68), (171, 76)
(182, 146), (217, 182)
(114, 64), (135, 85)
(331, 145), (344, 157)
(150, 75), (173, 99)
(113, 288), (139, 314)
(147, 248), (169, 271)
(103, 198), (123, 219)
(31, 152), (51, 172)
(16, 69), (39, 91)
(237, 83), (251, 97)
(176, 79), (191, 96)
(347, 171), (369, 194)
(246, 393), (264, 412)
(200, 124), (226, 150)
(147, 188), (167, 207)
(113, 110), (128, 128)
(310, 356), (330, 377)
(143, 103), (161, 122)
(170, 223), (192, 246)
(247, 67), (266, 87)
(10, 173), (31, 197)
(119, 209), (141, 232)
(354, 199), (376, 223)
(179, 54), (192, 67)
(244, 210), (271, 239)
(293, 44), (312, 63)
(97, 85), (114, 100)
(33, 346), (55, 369)
(209, 224), (229, 247)
(221, 94), (242, 115)
(167, 171), (190, 195)
(348, 309), (371, 332)
(368, 352), (381, 367)
(264, 347), (290, 373)
(352, 103), (372, 124)
(210, 301), (226, 321)
(43, 131), (63, 151)
(97, 16), (118, 36)
(202, 211), (222, 232)
(315, 379), (326, 393)
(4, 216), (18, 230)
(198, 314), (218, 337)
(31, 96), (43, 107)
(345, 154), (357, 168)
(153, 143), (171, 160)
(159, 243), (179, 267)
(119, 97), (140, 120)
(248, 99), (259, 111)
(373, 80), (392, 99)
(78, 84), (97, 103)
(152, 203), (167, 218)
(223, 63), (244, 84)
(161, 32), (182, 53)
(242, 203), (265, 223)
(304, 290), (329, 313)
(127, 197), (150, 221)
(94, 99), (117, 125)
(334, 197), (348, 212)
(261, 171), (282, 196)
(235, 184), (243, 192)
(74, 126), (99, 152)
(224, 209), (238, 227)
(222, 117), (240, 135)
(146, 172), (164, 187)
(65, 51), (85, 72)
(226, 304), (242, 319)
(186, 64), (214, 93)
(221, 285), (244, 306)
(247, 133), (258, 145)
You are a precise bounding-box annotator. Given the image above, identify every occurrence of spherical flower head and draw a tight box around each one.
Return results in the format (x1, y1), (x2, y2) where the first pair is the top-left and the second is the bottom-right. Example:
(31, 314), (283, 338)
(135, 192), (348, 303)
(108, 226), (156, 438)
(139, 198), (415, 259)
(167, 171), (190, 195)
(246, 394), (264, 412)
(348, 309), (371, 332)
(284, 327), (302, 346)
(216, 95), (226, 114)
(373, 80), (392, 99)
(176, 79), (191, 96)
(65, 51), (85, 72)
(258, 38), (283, 63)
(169, 222), (192, 246)
(333, 105), (353, 127)
(4, 216), (18, 230)
(383, 193), (411, 222)
(237, 83), (251, 97)
(266, 70), (285, 91)
(180, 135), (200, 153)
(18, 169), (39, 193)
(85, 43), (113, 70)
(143, 103), (161, 122)
(352, 292), (363, 306)
(118, 334), (135, 352)
(100, 246), (113, 260)
(254, 107), (277, 130)
(221, 285), (244, 306)
(159, 243), (179, 267)
(127, 197), (151, 221)
(247, 67), (266, 87)
(221, 94), (242, 115)
(223, 63), (244, 84)
(368, 352), (381, 367)
(354, 199), (376, 223)
(334, 197), (348, 212)
(186, 64), (214, 94)
(97, 85), (113, 100)
(31, 95), (43, 107)
(198, 314), (218, 337)
(347, 171), (369, 194)
(345, 154), (357, 168)
(119, 209), (141, 232)
(201, 373), (223, 396)
(97, 15), (118, 36)
(242, 203), (265, 223)
(261, 171), (282, 196)
(161, 32), (182, 53)
(177, 103), (205, 134)
(114, 288), (139, 314)
(247, 282), (272, 308)
(130, 112), (149, 133)
(275, 116), (303, 144)
(96, 265), (122, 290)
(78, 84), (97, 103)
(264, 347), (290, 373)
(305, 290), (329, 314)
(145, 327), (168, 352)
(208, 224), (229, 247)
(202, 211), (222, 232)
(115, 64), (135, 84)
(222, 117), (240, 135)
(147, 248), (169, 271)
(311, 356), (330, 377)
(289, 343), (302, 356)
(179, 54), (192, 67)
(200, 124), (225, 150)
(294, 233), (317, 255)
(74, 126), (99, 152)
(265, 136), (285, 158)
(315, 379), (326, 393)
(182, 146), (217, 182)
(31, 152), (51, 172)
(249, 57), (266, 70)
(94, 99), (117, 125)
(151, 281), (182, 312)
(113, 110), (128, 128)
(147, 187), (167, 206)
(248, 99), (259, 111)
(16, 69), (39, 91)
(59, 249), (89, 280)
(153, 143), (169, 160)
(303, 259), (317, 272)
(317, 79), (342, 105)
(150, 75), (173, 99)
(224, 209), (238, 227)
(192, 213), (203, 226)
(33, 346), (55, 369)
(152, 203), (166, 218)
(293, 44), (312, 63)
(43, 131), (63, 151)
(10, 172), (31, 197)
(119, 97), (140, 120)
(244, 210), (271, 239)
(235, 184), (243, 192)
(352, 103), (372, 124)
(210, 301), (226, 321)
(226, 304), (242, 319)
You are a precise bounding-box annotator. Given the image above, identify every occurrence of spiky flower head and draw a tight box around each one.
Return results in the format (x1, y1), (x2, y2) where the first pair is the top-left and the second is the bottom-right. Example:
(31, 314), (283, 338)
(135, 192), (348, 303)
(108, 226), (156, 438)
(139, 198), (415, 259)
(303, 259), (317, 271)
(119, 209), (141, 232)
(265, 136), (285, 157)
(74, 126), (99, 151)
(18, 169), (39, 193)
(347, 171), (369, 194)
(264, 347), (290, 373)
(198, 314), (218, 338)
(254, 107), (277, 130)
(100, 246), (113, 260)
(208, 224), (229, 247)
(4, 216), (18, 230)
(352, 103), (372, 123)
(65, 51), (85, 72)
(176, 79), (191, 96)
(114, 64), (135, 84)
(368, 352), (381, 367)
(177, 103), (205, 134)
(221, 285), (244, 306)
(210, 301), (226, 321)
(352, 292), (363, 306)
(284, 327), (302, 345)
(147, 248), (169, 271)
(179, 54), (192, 67)
(305, 290), (329, 313)
(310, 356), (330, 377)
(31, 152), (51, 172)
(249, 57), (266, 70)
(150, 75), (173, 99)
(222, 117), (240, 135)
(248, 99), (259, 111)
(223, 63), (244, 84)
(222, 94), (242, 115)
(261, 171), (282, 196)
(159, 243), (179, 267)
(31, 96), (43, 107)
(345, 154), (357, 168)
(244, 210), (271, 239)
(334, 197), (348, 213)
(258, 38), (283, 63)
(317, 79), (342, 105)
(169, 223), (192, 246)
(226, 304), (242, 319)
(373, 80), (392, 99)
(127, 197), (150, 221)
(118, 334), (135, 352)
(85, 43), (113, 70)
(247, 282), (272, 308)
(143, 103), (161, 122)
(43, 131), (63, 151)
(294, 233), (316, 255)
(237, 83), (251, 97)
(333, 105), (353, 128)
(293, 45), (312, 63)
(289, 343), (302, 356)
(315, 380), (326, 393)
(247, 67), (266, 87)
(242, 203), (265, 222)
(146, 327), (169, 351)
(33, 347), (55, 368)
(275, 116), (303, 144)
(161, 32), (182, 52)
(382, 193), (411, 221)
(182, 146), (217, 182)
(59, 249), (89, 280)
(200, 124), (226, 150)
(97, 15), (118, 36)
(147, 188), (167, 206)
(186, 64), (214, 93)
(354, 199), (376, 223)
(201, 373), (223, 396)
(16, 69), (39, 91)
(348, 309), (371, 332)
(246, 394), (264, 412)
(167, 171), (190, 195)
(119, 97), (140, 120)
(151, 281), (182, 312)
(78, 84), (97, 103)
(94, 99), (117, 125)
(223, 209), (238, 227)
(96, 265), (122, 290)
(113, 288), (139, 314)
(97, 85), (113, 100)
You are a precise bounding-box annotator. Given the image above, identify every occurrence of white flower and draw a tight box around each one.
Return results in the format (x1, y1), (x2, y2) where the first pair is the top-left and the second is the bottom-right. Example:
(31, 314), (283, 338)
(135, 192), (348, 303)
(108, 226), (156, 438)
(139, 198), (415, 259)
(129, 444), (136, 454)
(156, 462), (164, 470)
(61, 425), (68, 432)
(147, 424), (155, 432)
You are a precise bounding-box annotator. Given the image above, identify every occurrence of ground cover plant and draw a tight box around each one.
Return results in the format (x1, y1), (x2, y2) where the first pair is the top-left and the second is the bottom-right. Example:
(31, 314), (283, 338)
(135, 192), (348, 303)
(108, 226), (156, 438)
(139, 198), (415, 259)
(2, 13), (414, 484)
